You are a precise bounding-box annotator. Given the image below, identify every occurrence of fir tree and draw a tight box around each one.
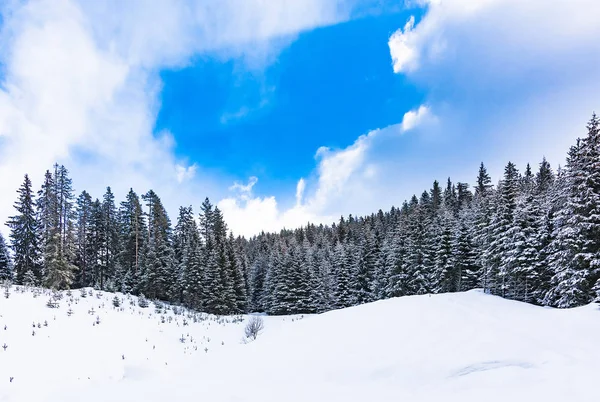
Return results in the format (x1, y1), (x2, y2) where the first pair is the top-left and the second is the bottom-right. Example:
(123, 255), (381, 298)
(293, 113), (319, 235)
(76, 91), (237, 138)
(117, 189), (146, 293)
(0, 232), (12, 281)
(546, 115), (600, 306)
(491, 162), (520, 298)
(6, 175), (41, 284)
(101, 187), (120, 290)
(140, 190), (174, 301)
(74, 191), (93, 287)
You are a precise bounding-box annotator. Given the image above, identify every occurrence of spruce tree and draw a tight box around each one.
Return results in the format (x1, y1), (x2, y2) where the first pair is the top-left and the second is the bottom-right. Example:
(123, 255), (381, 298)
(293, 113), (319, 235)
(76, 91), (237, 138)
(140, 190), (174, 301)
(333, 241), (353, 308)
(454, 210), (479, 291)
(435, 210), (456, 292)
(6, 175), (41, 284)
(228, 233), (247, 313)
(473, 163), (494, 292)
(101, 187), (120, 290)
(117, 189), (146, 293)
(0, 232), (12, 281)
(74, 191), (93, 287)
(352, 229), (376, 304)
(545, 115), (600, 306)
(39, 165), (77, 290)
(491, 162), (520, 298)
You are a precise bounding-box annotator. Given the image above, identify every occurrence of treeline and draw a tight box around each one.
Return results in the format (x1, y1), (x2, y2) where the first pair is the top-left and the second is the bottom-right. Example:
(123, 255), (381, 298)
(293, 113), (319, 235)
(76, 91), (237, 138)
(2, 115), (600, 314)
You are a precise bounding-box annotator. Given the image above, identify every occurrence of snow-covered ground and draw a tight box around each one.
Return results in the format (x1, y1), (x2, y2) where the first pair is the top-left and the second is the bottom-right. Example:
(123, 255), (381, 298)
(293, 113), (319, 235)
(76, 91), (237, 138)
(0, 286), (598, 402)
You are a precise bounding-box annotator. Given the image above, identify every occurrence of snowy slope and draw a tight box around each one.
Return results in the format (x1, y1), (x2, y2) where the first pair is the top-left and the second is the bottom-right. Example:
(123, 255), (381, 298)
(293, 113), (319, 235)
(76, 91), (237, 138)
(0, 286), (598, 402)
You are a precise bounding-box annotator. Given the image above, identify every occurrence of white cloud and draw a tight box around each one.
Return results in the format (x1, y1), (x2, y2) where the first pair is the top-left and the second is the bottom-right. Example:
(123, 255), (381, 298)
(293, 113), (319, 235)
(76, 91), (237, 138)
(0, 0), (356, 237)
(176, 163), (198, 183)
(400, 105), (432, 132)
(225, 0), (600, 237)
(229, 176), (259, 198)
(219, 128), (390, 237)
(387, 0), (600, 173)
(295, 178), (306, 206)
(388, 15), (418, 73)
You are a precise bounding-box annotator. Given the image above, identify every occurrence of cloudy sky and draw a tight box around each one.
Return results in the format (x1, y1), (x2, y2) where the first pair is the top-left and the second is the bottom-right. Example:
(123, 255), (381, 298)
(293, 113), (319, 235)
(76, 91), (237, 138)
(1, 0), (599, 238)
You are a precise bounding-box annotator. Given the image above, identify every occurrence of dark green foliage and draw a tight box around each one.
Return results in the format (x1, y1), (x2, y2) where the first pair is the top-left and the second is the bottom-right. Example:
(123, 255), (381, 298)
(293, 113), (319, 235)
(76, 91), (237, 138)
(0, 232), (12, 281)
(6, 174), (41, 284)
(4, 116), (600, 313)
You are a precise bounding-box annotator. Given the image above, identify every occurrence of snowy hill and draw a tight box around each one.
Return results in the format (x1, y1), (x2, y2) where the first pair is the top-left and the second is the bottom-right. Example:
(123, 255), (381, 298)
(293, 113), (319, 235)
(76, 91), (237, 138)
(0, 286), (598, 402)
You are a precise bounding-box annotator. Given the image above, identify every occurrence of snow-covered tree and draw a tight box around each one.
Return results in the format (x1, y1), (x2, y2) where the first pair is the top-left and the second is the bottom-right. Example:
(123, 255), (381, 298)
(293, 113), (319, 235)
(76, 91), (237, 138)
(0, 232), (12, 281)
(6, 174), (41, 284)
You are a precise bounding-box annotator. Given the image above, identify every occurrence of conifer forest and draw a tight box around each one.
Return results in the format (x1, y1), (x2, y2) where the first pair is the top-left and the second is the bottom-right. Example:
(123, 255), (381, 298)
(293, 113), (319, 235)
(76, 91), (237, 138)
(2, 114), (600, 315)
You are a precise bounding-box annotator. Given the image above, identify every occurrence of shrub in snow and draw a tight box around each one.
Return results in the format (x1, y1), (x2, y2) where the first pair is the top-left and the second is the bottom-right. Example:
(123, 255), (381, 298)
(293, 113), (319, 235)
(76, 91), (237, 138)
(244, 316), (264, 340)
(138, 294), (149, 308)
(80, 288), (87, 298)
(112, 296), (121, 308)
(46, 299), (59, 308)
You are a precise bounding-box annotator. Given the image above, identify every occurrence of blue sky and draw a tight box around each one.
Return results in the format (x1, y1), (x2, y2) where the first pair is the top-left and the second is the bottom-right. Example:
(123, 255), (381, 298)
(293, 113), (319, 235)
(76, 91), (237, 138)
(155, 8), (425, 198)
(1, 0), (599, 237)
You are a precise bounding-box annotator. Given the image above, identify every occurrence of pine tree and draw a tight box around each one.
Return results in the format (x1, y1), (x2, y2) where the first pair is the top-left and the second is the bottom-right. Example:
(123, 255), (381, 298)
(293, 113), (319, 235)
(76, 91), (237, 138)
(228, 232), (247, 313)
(89, 199), (105, 288)
(140, 190), (174, 301)
(473, 163), (494, 292)
(508, 192), (542, 302)
(249, 237), (269, 312)
(0, 232), (12, 281)
(6, 175), (41, 284)
(39, 165), (77, 290)
(264, 240), (292, 315)
(117, 189), (146, 294)
(443, 178), (458, 216)
(430, 180), (443, 215)
(545, 115), (600, 306)
(352, 229), (376, 304)
(172, 206), (196, 305)
(454, 209), (479, 291)
(101, 187), (120, 290)
(333, 241), (353, 308)
(491, 162), (520, 298)
(405, 193), (433, 294)
(74, 191), (93, 287)
(435, 210), (456, 292)
(384, 225), (407, 298)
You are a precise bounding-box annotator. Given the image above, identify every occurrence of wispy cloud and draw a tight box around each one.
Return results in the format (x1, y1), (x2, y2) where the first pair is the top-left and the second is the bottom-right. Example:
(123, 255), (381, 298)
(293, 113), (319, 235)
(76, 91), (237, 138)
(0, 0), (358, 236)
(400, 105), (433, 132)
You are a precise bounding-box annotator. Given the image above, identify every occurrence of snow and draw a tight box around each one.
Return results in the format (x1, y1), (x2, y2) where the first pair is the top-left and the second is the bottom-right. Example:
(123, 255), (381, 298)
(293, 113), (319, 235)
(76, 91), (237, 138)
(0, 287), (598, 402)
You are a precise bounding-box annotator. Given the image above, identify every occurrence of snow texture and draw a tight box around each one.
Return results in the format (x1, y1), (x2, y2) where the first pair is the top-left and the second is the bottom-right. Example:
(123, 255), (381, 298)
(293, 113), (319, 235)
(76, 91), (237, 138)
(0, 286), (597, 401)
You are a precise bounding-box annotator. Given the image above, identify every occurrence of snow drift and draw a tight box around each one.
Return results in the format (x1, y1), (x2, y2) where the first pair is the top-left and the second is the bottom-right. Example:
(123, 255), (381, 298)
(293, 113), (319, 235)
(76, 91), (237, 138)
(0, 286), (597, 402)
